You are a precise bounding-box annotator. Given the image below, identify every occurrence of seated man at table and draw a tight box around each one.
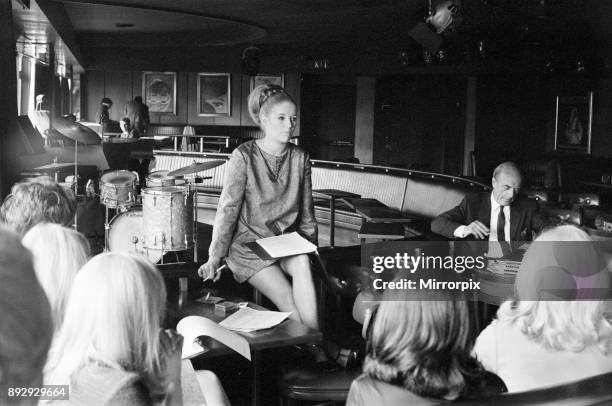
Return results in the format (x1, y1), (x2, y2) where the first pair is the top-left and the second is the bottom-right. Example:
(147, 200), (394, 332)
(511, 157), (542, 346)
(431, 161), (542, 242)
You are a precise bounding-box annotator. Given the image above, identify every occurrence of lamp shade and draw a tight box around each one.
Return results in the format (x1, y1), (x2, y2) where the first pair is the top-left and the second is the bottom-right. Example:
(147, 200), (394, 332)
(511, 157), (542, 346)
(183, 125), (195, 136)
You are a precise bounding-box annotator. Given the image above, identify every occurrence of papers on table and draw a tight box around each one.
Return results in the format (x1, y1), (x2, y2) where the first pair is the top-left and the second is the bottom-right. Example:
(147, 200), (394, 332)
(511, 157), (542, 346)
(247, 232), (317, 260)
(177, 315), (251, 361)
(219, 308), (292, 333)
(487, 259), (521, 275)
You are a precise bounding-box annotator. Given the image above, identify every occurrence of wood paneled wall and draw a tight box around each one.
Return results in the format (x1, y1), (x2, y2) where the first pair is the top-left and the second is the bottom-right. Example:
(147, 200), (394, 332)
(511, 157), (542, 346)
(83, 70), (301, 137)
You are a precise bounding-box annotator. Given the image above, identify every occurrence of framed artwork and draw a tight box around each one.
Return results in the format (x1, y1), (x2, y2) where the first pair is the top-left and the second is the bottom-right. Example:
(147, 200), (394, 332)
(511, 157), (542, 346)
(250, 74), (284, 92)
(142, 72), (177, 114)
(554, 91), (593, 154)
(197, 73), (231, 116)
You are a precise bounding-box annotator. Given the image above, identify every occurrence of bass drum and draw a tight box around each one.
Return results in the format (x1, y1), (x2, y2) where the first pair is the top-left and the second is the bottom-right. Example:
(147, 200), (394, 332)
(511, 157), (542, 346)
(108, 208), (162, 264)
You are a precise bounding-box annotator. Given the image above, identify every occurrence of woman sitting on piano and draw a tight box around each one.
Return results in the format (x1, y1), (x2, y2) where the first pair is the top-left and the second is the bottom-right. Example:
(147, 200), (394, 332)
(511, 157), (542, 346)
(198, 84), (320, 333)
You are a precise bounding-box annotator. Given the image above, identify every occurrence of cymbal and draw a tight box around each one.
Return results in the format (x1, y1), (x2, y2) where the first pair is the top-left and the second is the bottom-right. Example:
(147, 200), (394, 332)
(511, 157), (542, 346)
(167, 160), (226, 176)
(52, 117), (101, 145)
(34, 162), (76, 171)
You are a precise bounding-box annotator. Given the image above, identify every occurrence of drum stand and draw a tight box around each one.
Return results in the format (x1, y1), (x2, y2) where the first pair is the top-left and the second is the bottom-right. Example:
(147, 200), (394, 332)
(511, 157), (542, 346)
(104, 205), (110, 251)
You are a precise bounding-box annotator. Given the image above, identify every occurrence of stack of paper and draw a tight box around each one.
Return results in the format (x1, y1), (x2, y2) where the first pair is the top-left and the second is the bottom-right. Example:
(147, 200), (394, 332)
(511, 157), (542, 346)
(219, 308), (292, 332)
(488, 259), (521, 275)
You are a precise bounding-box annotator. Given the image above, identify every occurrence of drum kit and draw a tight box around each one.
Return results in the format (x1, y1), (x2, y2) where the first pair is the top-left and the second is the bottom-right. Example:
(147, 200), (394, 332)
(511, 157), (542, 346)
(100, 161), (225, 263)
(30, 119), (226, 263)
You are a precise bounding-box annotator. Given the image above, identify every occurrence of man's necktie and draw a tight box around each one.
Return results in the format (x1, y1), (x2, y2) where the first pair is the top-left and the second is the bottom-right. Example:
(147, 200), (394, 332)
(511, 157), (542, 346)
(497, 207), (506, 242)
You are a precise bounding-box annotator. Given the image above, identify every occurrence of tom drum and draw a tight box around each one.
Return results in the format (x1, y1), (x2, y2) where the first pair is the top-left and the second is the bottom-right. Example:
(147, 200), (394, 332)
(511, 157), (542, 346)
(146, 170), (186, 188)
(100, 170), (138, 208)
(142, 186), (194, 251)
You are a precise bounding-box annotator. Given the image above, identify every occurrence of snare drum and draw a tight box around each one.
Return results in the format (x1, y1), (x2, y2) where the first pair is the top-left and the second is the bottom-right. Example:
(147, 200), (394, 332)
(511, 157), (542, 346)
(100, 170), (138, 208)
(142, 186), (194, 251)
(108, 208), (162, 263)
(146, 170), (185, 187)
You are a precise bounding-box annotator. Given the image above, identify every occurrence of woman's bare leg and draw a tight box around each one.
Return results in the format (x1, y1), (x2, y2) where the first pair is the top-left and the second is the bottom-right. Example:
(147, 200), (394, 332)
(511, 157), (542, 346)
(195, 370), (230, 406)
(279, 254), (319, 330)
(248, 264), (302, 323)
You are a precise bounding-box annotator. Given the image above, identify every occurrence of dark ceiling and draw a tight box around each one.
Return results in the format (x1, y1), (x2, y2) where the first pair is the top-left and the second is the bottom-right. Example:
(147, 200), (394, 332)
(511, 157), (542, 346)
(17, 0), (612, 72)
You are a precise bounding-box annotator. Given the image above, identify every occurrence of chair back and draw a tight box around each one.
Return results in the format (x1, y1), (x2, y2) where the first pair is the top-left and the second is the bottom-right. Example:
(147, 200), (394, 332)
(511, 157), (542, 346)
(456, 371), (612, 405)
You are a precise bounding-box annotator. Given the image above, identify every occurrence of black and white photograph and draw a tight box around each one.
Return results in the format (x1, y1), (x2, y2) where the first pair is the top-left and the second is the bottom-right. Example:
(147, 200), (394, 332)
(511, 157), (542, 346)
(3, 1), (612, 405)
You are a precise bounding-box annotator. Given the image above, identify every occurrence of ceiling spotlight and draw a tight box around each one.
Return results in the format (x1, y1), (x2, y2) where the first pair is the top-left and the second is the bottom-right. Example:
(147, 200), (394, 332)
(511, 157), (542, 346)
(426, 0), (462, 36)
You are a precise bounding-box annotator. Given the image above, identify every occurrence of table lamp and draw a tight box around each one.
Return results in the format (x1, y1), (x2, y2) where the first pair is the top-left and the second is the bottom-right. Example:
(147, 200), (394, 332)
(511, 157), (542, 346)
(182, 125), (195, 151)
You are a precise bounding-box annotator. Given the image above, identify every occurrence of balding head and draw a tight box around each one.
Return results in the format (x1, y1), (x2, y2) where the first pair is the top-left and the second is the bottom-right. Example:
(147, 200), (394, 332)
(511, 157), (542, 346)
(492, 162), (522, 206)
(493, 162), (521, 181)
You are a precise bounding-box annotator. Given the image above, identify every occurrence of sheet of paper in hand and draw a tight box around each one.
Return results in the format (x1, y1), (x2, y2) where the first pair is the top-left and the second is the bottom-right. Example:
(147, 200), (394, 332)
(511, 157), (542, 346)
(246, 232), (317, 260)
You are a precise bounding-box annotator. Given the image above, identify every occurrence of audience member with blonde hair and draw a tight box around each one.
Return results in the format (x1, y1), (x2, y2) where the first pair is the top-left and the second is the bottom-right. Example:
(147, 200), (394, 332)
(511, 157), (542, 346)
(22, 223), (90, 332)
(44, 252), (229, 406)
(0, 227), (53, 405)
(474, 225), (612, 392)
(44, 253), (183, 405)
(347, 285), (506, 405)
(0, 176), (76, 236)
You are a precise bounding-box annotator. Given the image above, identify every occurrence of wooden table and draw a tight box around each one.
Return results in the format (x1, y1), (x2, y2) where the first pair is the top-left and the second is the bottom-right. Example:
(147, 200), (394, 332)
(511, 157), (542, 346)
(357, 222), (405, 241)
(166, 290), (322, 406)
(341, 197), (412, 224)
(342, 198), (413, 279)
(476, 265), (517, 306)
(472, 241), (529, 304)
(312, 189), (361, 248)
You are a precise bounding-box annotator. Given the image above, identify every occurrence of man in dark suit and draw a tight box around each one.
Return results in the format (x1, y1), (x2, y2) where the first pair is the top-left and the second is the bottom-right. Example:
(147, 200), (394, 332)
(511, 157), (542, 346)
(431, 162), (542, 242)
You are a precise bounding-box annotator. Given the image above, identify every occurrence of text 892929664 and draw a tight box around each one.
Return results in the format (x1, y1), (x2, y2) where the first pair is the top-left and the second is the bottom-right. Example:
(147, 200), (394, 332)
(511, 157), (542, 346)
(4, 385), (69, 400)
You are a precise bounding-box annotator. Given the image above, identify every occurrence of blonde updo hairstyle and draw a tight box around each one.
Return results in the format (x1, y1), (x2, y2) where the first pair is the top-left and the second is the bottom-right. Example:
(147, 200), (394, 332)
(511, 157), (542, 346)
(248, 84), (295, 129)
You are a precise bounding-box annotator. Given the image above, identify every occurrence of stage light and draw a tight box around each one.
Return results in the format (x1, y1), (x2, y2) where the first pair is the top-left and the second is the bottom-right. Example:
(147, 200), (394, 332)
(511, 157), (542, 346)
(426, 0), (462, 36)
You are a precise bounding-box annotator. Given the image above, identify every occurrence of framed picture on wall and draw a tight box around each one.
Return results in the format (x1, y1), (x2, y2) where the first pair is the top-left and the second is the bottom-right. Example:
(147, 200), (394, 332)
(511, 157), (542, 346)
(197, 73), (231, 116)
(554, 91), (593, 154)
(142, 72), (177, 114)
(250, 74), (284, 92)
